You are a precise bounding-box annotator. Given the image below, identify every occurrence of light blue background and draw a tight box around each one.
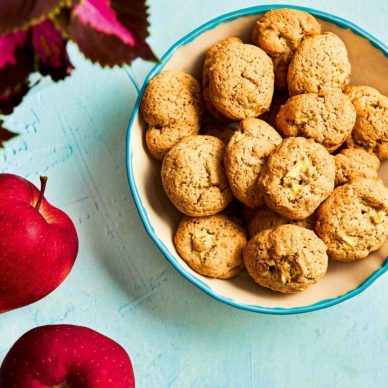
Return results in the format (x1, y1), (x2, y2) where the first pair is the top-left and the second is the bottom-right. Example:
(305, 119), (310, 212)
(1, 1), (387, 387)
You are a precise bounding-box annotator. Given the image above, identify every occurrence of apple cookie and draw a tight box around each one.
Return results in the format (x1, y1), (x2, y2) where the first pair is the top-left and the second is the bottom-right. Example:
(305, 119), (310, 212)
(202, 37), (243, 121)
(276, 91), (356, 152)
(140, 70), (202, 160)
(243, 224), (328, 293)
(346, 93), (388, 160)
(251, 8), (321, 90)
(316, 178), (388, 261)
(224, 118), (282, 208)
(287, 32), (351, 96)
(174, 214), (247, 279)
(260, 137), (335, 219)
(334, 148), (380, 186)
(207, 39), (274, 120)
(248, 207), (315, 238)
(161, 135), (233, 216)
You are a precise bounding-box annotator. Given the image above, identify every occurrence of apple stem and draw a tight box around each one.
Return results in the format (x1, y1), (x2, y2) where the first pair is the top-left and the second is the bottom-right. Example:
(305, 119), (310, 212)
(35, 176), (48, 211)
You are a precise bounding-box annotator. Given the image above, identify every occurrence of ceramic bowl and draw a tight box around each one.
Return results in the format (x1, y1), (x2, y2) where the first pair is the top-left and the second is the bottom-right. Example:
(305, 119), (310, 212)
(126, 5), (388, 314)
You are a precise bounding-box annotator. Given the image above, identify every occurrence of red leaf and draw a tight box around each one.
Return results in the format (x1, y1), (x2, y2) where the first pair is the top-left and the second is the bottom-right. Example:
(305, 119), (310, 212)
(0, 121), (17, 148)
(74, 0), (135, 46)
(0, 0), (64, 33)
(0, 31), (28, 68)
(55, 0), (156, 66)
(111, 0), (156, 61)
(31, 19), (73, 81)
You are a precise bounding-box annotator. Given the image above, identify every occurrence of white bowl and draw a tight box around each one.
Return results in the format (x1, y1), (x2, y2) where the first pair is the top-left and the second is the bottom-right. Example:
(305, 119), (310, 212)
(126, 5), (388, 314)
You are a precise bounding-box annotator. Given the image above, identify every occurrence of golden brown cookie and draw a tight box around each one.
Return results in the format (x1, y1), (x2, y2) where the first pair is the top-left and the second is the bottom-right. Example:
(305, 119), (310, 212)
(202, 37), (243, 121)
(344, 85), (381, 102)
(316, 178), (388, 261)
(248, 207), (315, 237)
(174, 214), (247, 279)
(243, 224), (328, 293)
(224, 119), (282, 207)
(260, 137), (335, 219)
(287, 32), (351, 96)
(334, 148), (380, 186)
(276, 91), (356, 152)
(202, 123), (236, 144)
(161, 135), (233, 216)
(346, 94), (388, 160)
(207, 40), (274, 120)
(141, 70), (202, 160)
(252, 8), (321, 90)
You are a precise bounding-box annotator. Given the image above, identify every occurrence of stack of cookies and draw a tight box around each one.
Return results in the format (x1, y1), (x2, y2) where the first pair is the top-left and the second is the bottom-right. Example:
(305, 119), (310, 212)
(140, 8), (388, 294)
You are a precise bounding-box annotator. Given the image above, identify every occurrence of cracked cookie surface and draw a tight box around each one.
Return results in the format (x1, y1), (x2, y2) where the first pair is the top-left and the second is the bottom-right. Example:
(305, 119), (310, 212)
(243, 224), (328, 293)
(251, 8), (321, 90)
(225, 118), (282, 208)
(276, 91), (356, 152)
(334, 148), (380, 186)
(260, 137), (335, 219)
(345, 85), (381, 102)
(316, 178), (388, 261)
(141, 70), (202, 160)
(161, 135), (233, 216)
(287, 32), (351, 96)
(207, 41), (274, 120)
(174, 214), (247, 279)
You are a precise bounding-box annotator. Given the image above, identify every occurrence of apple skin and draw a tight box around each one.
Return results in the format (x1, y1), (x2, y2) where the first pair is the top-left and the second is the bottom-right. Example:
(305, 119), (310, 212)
(0, 174), (78, 313)
(0, 324), (136, 387)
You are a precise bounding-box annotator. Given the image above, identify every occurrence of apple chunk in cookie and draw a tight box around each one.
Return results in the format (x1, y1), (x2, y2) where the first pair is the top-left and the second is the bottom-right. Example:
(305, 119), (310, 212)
(243, 224), (328, 293)
(259, 137), (335, 220)
(316, 178), (388, 261)
(174, 214), (247, 279)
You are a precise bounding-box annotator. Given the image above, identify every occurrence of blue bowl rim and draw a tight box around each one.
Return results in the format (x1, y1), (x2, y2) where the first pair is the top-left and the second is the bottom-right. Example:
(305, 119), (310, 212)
(125, 4), (388, 315)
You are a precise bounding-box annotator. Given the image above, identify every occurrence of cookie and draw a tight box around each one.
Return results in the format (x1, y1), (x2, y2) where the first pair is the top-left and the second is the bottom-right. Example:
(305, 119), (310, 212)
(248, 208), (315, 237)
(203, 123), (236, 144)
(263, 91), (289, 128)
(275, 91), (356, 152)
(224, 118), (282, 207)
(345, 85), (381, 102)
(161, 135), (233, 216)
(334, 148), (380, 186)
(252, 8), (321, 90)
(174, 214), (247, 279)
(260, 137), (335, 219)
(207, 40), (274, 120)
(346, 94), (388, 160)
(202, 37), (243, 121)
(287, 32), (351, 96)
(141, 70), (202, 160)
(316, 178), (388, 261)
(243, 224), (328, 293)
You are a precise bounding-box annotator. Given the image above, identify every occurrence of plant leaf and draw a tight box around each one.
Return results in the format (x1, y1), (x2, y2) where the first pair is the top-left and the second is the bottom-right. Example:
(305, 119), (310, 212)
(111, 0), (157, 61)
(74, 0), (135, 46)
(0, 0), (64, 34)
(0, 121), (17, 148)
(31, 19), (73, 81)
(55, 0), (156, 66)
(0, 32), (34, 115)
(0, 31), (28, 68)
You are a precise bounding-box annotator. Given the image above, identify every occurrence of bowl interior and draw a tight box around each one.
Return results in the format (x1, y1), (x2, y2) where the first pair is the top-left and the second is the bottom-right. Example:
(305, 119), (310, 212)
(128, 9), (388, 312)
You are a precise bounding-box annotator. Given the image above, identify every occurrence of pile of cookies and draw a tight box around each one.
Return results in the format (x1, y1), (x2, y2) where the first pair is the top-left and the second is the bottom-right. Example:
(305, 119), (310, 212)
(140, 8), (388, 293)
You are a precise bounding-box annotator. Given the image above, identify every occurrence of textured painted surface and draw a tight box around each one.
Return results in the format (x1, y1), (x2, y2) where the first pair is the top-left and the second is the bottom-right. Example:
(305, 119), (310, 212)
(0, 1), (387, 387)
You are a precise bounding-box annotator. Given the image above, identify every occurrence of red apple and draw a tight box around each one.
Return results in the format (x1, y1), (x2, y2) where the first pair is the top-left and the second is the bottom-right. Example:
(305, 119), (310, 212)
(0, 324), (136, 387)
(0, 173), (78, 313)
